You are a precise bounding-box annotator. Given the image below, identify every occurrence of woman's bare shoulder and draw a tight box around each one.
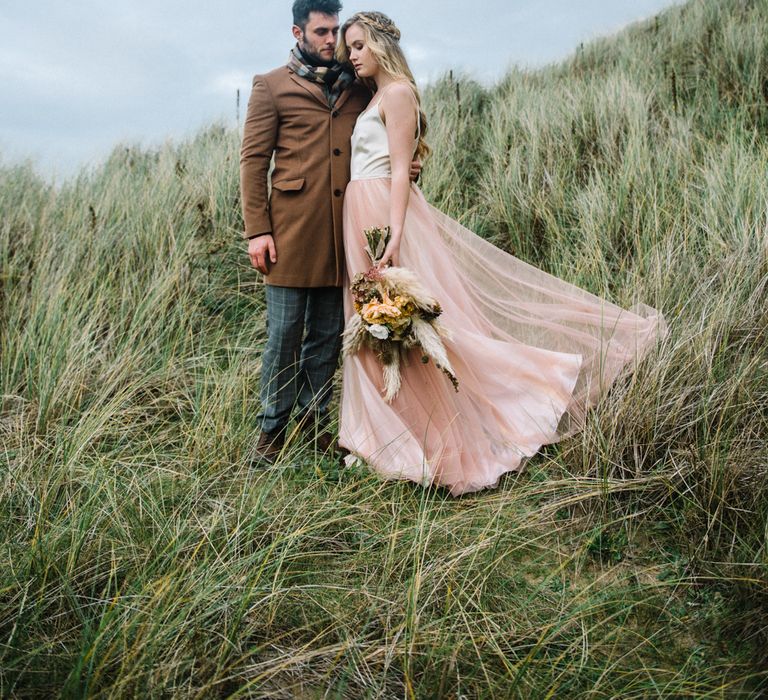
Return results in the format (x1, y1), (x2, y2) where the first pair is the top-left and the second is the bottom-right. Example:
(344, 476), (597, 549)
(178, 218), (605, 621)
(380, 82), (418, 121)
(383, 81), (417, 104)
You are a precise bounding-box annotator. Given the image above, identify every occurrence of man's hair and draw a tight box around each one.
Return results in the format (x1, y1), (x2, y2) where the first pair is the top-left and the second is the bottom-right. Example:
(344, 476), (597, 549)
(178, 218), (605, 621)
(292, 0), (342, 30)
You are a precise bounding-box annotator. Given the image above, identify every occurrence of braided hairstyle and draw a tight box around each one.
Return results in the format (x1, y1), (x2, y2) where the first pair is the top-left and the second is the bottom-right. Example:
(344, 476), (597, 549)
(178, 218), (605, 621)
(347, 11), (401, 41)
(337, 11), (429, 160)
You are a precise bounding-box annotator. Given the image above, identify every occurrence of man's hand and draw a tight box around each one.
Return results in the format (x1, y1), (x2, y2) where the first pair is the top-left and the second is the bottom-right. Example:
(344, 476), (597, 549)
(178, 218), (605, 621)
(409, 159), (422, 183)
(248, 234), (277, 274)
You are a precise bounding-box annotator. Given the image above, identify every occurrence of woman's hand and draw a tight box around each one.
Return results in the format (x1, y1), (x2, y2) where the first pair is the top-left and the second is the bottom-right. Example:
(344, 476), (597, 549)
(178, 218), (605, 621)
(409, 159), (422, 183)
(377, 236), (401, 268)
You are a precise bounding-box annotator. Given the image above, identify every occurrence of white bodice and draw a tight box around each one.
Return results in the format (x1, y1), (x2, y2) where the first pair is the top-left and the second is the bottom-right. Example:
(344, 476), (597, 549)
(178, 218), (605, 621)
(350, 89), (419, 181)
(350, 101), (392, 180)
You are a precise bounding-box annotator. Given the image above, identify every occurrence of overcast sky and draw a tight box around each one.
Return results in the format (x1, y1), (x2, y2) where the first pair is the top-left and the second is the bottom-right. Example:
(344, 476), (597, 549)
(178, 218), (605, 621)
(0, 1), (680, 179)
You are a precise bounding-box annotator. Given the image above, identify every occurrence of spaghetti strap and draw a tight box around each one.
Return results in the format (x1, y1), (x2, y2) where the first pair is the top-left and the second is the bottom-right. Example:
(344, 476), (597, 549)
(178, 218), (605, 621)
(374, 81), (400, 100)
(365, 81), (400, 114)
(381, 82), (420, 141)
(373, 82), (418, 111)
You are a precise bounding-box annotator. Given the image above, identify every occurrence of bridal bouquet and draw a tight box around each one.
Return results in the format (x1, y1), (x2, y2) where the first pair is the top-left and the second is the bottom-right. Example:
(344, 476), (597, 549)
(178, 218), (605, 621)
(342, 225), (458, 402)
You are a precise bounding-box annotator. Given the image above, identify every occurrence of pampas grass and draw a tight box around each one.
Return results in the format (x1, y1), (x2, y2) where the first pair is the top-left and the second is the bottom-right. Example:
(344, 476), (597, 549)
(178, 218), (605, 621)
(382, 350), (401, 403)
(341, 311), (365, 357)
(379, 265), (441, 312)
(410, 316), (458, 390)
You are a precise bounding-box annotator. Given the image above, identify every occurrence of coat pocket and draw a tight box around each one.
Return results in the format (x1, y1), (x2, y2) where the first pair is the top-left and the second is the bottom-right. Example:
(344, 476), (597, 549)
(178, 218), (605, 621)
(271, 177), (305, 192)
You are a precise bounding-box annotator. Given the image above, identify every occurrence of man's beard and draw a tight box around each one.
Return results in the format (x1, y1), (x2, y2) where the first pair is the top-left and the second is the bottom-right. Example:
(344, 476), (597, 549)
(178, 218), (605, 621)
(298, 39), (336, 67)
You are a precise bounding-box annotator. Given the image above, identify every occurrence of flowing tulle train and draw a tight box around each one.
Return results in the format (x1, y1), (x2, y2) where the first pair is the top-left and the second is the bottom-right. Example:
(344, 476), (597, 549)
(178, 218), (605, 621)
(340, 178), (665, 496)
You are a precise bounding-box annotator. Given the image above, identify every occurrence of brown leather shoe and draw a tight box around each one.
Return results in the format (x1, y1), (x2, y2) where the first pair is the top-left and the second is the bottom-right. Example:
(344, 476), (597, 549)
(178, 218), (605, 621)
(312, 430), (337, 454)
(249, 429), (286, 467)
(298, 419), (339, 455)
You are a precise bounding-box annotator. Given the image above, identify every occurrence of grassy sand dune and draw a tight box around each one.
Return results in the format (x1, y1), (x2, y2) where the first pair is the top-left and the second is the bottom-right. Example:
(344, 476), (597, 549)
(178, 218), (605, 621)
(1, 0), (767, 696)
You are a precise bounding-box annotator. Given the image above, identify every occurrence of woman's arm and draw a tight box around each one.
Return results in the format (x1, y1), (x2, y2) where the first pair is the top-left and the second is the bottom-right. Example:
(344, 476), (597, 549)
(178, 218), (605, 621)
(379, 83), (418, 267)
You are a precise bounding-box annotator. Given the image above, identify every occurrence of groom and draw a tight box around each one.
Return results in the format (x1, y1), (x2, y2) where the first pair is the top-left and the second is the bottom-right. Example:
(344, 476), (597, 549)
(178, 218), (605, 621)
(240, 0), (371, 464)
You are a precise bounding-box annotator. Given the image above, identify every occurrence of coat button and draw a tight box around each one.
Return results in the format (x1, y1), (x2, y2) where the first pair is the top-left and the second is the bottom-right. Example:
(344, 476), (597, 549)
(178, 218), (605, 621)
(332, 110), (339, 118)
(333, 148), (341, 156)
(334, 189), (342, 197)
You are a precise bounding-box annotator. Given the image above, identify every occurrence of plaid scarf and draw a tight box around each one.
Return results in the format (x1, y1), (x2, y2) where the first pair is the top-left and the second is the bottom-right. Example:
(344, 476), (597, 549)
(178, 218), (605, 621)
(287, 45), (356, 108)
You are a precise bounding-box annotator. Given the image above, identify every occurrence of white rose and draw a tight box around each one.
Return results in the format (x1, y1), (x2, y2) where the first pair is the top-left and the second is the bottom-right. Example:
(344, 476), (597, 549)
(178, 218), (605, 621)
(367, 324), (389, 340)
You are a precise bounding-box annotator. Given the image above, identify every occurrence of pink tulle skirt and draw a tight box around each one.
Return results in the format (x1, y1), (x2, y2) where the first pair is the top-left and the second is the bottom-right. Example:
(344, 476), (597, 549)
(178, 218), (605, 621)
(340, 178), (666, 496)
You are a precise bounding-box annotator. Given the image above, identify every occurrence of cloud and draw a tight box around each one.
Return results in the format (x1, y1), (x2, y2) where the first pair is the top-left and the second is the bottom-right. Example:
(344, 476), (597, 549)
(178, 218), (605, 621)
(0, 47), (96, 97)
(402, 43), (430, 63)
(208, 70), (253, 97)
(0, 0), (684, 177)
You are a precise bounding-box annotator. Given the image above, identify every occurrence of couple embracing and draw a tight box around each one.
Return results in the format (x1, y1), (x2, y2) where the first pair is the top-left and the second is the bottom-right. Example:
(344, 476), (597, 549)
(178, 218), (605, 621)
(240, 0), (665, 496)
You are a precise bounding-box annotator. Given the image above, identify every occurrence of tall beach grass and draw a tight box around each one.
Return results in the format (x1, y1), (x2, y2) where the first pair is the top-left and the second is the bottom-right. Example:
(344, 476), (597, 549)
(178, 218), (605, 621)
(1, 0), (766, 696)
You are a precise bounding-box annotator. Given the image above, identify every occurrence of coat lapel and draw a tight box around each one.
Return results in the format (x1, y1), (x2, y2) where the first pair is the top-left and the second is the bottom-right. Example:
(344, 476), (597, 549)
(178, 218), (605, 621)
(288, 70), (328, 108)
(336, 81), (372, 112)
(334, 87), (352, 111)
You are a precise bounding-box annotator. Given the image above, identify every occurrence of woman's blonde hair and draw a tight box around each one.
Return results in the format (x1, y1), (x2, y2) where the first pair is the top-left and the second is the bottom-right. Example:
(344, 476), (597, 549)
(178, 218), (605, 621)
(337, 11), (429, 160)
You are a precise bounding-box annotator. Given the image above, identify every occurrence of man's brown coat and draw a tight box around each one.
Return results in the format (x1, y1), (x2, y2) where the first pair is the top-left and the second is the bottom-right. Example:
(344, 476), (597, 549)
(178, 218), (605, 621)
(240, 65), (370, 287)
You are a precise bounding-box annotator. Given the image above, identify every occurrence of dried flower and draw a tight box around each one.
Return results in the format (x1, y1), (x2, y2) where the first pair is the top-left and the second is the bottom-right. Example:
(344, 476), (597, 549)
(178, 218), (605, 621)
(343, 225), (459, 402)
(367, 323), (390, 340)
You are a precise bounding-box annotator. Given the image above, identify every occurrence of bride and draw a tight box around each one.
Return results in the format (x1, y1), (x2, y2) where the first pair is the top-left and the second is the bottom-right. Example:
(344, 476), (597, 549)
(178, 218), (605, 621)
(336, 11), (666, 496)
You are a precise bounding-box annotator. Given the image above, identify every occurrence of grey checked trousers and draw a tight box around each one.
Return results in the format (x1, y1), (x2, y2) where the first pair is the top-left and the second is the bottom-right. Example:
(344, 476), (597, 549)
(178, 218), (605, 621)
(258, 285), (344, 434)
